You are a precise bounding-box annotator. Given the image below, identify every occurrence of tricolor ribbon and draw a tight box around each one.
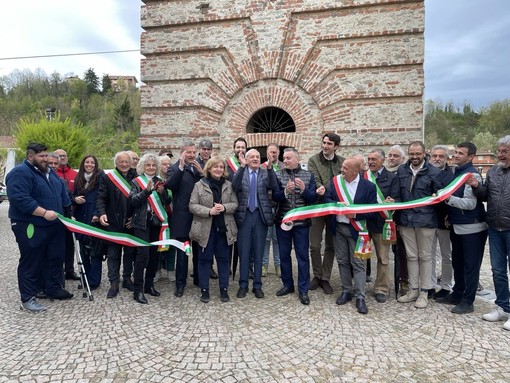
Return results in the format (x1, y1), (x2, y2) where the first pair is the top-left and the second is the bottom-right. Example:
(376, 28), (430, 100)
(57, 214), (188, 254)
(364, 170), (396, 244)
(281, 172), (472, 227)
(226, 156), (240, 173)
(106, 169), (131, 198)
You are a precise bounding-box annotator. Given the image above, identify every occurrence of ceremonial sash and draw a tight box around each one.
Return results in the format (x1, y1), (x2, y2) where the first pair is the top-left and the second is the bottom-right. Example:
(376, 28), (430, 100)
(57, 214), (190, 254)
(332, 175), (372, 260)
(226, 156), (240, 173)
(364, 170), (396, 244)
(107, 169), (131, 198)
(134, 175), (170, 251)
(262, 161), (280, 171)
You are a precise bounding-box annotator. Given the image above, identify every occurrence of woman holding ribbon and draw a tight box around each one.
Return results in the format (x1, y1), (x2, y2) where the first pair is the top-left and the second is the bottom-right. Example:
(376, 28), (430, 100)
(189, 155), (238, 303)
(129, 153), (171, 304)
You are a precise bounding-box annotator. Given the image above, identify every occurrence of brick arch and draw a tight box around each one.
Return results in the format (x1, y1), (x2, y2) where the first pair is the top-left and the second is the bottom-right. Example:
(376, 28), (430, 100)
(218, 79), (322, 155)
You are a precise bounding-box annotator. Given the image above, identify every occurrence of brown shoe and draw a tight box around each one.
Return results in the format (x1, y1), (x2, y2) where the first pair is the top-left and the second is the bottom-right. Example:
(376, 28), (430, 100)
(309, 276), (320, 290)
(321, 280), (333, 294)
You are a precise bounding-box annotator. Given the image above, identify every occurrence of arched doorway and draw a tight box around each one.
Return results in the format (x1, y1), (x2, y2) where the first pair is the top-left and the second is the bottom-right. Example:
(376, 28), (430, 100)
(247, 107), (296, 134)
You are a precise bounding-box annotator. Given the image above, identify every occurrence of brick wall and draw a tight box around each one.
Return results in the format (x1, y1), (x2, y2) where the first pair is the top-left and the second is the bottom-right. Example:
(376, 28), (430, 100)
(140, 0), (424, 161)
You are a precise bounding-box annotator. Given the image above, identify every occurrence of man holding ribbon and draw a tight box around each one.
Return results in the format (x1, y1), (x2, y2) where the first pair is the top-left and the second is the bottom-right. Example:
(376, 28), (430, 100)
(395, 141), (442, 309)
(97, 151), (138, 299)
(129, 154), (171, 304)
(365, 148), (399, 303)
(325, 157), (377, 314)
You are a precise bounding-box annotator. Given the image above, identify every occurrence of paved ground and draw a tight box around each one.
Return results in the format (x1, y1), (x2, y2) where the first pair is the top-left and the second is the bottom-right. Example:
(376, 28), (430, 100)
(1, 201), (510, 382)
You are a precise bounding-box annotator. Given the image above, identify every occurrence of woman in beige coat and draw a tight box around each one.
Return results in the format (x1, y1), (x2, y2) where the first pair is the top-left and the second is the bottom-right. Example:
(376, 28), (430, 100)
(189, 156), (238, 303)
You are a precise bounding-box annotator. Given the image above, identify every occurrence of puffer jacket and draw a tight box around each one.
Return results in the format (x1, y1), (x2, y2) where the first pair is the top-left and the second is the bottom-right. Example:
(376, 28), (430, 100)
(472, 164), (510, 230)
(189, 178), (238, 248)
(395, 160), (443, 228)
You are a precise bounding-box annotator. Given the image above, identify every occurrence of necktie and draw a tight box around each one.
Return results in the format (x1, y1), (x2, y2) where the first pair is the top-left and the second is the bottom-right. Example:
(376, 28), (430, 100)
(248, 171), (257, 212)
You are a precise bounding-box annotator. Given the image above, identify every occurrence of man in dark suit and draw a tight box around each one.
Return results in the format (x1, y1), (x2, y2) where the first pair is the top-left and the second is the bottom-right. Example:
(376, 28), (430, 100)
(165, 141), (204, 297)
(325, 158), (377, 314)
(232, 149), (277, 299)
(365, 149), (399, 303)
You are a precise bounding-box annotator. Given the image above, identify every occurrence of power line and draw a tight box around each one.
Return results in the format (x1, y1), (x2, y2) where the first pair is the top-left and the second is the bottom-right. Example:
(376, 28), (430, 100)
(0, 49), (140, 61)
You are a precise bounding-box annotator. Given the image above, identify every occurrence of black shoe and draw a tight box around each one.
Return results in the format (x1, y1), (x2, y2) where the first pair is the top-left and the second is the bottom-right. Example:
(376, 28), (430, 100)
(427, 288), (436, 299)
(35, 291), (48, 299)
(122, 278), (135, 292)
(336, 292), (353, 305)
(174, 286), (184, 298)
(433, 289), (451, 299)
(200, 289), (210, 303)
(356, 298), (368, 314)
(107, 283), (119, 299)
(451, 302), (474, 314)
(220, 288), (230, 302)
(144, 286), (161, 297)
(375, 293), (387, 303)
(299, 292), (310, 305)
(276, 286), (295, 297)
(237, 287), (248, 298)
(436, 292), (462, 305)
(210, 268), (219, 279)
(49, 289), (74, 300)
(65, 272), (81, 281)
(252, 288), (265, 299)
(320, 280), (334, 294)
(134, 292), (148, 304)
(309, 277), (320, 290)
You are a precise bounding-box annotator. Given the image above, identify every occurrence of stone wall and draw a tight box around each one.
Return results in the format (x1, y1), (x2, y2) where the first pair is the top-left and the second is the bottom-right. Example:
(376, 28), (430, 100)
(140, 0), (424, 160)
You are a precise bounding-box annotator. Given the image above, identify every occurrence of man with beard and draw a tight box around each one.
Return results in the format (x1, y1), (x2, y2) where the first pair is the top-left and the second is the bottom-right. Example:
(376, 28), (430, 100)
(7, 143), (74, 312)
(97, 151), (138, 299)
(226, 137), (247, 180)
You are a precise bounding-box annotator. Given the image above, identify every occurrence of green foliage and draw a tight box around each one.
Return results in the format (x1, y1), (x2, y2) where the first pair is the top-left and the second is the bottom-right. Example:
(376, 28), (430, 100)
(15, 115), (89, 167)
(84, 68), (100, 96)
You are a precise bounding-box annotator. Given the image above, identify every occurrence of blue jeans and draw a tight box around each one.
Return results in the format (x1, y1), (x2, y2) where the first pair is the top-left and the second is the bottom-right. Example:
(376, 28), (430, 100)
(276, 225), (310, 293)
(198, 227), (230, 290)
(263, 225), (280, 267)
(488, 228), (510, 312)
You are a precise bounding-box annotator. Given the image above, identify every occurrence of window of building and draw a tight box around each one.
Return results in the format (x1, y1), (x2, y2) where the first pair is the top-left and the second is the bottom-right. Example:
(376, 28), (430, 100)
(247, 107), (296, 134)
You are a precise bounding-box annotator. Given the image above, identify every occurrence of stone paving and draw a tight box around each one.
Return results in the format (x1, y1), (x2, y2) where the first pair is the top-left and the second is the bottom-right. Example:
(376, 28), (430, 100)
(1, 201), (510, 382)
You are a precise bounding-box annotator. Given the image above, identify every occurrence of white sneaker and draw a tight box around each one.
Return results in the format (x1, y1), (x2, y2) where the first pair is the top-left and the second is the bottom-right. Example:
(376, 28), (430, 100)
(397, 289), (419, 303)
(503, 317), (510, 331)
(482, 307), (509, 322)
(20, 297), (46, 313)
(167, 270), (176, 282)
(414, 291), (428, 308)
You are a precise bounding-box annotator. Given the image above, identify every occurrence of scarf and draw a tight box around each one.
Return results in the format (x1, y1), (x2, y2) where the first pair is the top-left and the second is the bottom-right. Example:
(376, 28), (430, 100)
(208, 177), (227, 233)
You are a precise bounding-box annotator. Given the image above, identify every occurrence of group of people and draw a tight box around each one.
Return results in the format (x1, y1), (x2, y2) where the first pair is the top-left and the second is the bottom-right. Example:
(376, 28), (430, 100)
(7, 134), (510, 327)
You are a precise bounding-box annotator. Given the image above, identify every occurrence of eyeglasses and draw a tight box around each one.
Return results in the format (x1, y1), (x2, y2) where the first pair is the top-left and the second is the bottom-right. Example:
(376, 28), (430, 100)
(59, 154), (67, 158)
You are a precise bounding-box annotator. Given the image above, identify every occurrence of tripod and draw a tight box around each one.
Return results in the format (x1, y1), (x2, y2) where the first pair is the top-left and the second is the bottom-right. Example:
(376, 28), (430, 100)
(72, 233), (94, 301)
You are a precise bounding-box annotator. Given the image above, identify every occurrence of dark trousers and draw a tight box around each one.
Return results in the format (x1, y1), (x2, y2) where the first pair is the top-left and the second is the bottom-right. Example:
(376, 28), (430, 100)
(451, 229), (488, 304)
(192, 240), (200, 285)
(198, 227), (230, 290)
(64, 229), (75, 273)
(78, 241), (102, 288)
(175, 237), (190, 289)
(12, 221), (65, 302)
(237, 210), (267, 290)
(133, 223), (161, 293)
(276, 225), (310, 294)
(122, 239), (136, 280)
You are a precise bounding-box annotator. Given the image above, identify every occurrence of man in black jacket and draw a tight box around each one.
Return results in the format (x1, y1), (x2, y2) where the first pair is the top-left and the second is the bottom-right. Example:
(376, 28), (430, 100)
(165, 141), (204, 297)
(97, 151), (138, 299)
(366, 149), (399, 303)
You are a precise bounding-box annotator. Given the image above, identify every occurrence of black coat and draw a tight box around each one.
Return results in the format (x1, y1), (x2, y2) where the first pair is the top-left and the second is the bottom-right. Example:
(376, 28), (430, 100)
(129, 176), (171, 230)
(165, 163), (202, 239)
(366, 167), (399, 234)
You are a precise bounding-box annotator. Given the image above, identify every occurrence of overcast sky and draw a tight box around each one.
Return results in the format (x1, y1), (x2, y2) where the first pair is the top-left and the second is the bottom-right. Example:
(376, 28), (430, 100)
(1, 0), (508, 110)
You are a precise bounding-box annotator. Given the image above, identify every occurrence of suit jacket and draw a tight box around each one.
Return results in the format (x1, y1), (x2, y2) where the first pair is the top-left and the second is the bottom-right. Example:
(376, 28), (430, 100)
(366, 167), (399, 234)
(324, 176), (377, 240)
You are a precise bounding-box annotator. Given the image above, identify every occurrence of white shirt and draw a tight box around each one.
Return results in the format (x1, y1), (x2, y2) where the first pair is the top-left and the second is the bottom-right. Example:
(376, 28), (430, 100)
(337, 174), (359, 224)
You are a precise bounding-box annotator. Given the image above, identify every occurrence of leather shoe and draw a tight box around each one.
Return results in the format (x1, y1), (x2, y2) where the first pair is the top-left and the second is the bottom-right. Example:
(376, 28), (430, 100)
(309, 276), (320, 290)
(122, 278), (135, 292)
(174, 286), (184, 298)
(49, 289), (74, 300)
(65, 271), (81, 281)
(144, 286), (161, 297)
(320, 280), (334, 294)
(210, 268), (219, 279)
(436, 292), (461, 305)
(236, 287), (248, 298)
(336, 292), (352, 305)
(276, 286), (295, 296)
(375, 293), (387, 303)
(134, 292), (148, 304)
(356, 298), (368, 314)
(252, 288), (265, 299)
(299, 293), (310, 305)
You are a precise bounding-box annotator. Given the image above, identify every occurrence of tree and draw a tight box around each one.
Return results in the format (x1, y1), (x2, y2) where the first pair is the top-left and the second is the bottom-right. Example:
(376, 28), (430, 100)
(478, 100), (510, 138)
(15, 115), (89, 167)
(115, 97), (134, 132)
(83, 68), (100, 96)
(102, 74), (113, 95)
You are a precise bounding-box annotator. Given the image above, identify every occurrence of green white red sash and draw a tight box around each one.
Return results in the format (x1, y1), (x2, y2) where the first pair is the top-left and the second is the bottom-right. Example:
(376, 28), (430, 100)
(262, 161), (280, 171)
(332, 175), (372, 259)
(134, 175), (170, 251)
(226, 156), (240, 173)
(281, 172), (472, 228)
(107, 169), (131, 198)
(364, 170), (396, 244)
(57, 214), (190, 254)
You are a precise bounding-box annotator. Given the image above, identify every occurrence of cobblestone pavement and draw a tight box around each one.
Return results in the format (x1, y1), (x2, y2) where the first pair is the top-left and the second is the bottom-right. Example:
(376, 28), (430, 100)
(1, 201), (510, 382)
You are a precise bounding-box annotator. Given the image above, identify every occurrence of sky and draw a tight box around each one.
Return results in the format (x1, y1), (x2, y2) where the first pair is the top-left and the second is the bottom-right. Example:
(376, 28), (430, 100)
(1, 0), (508, 110)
